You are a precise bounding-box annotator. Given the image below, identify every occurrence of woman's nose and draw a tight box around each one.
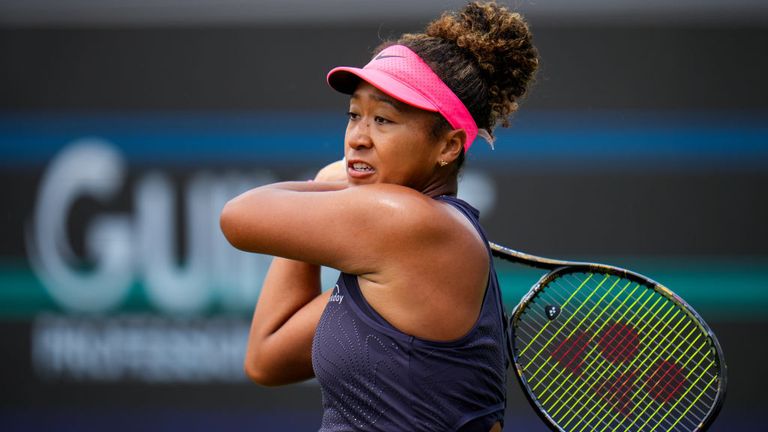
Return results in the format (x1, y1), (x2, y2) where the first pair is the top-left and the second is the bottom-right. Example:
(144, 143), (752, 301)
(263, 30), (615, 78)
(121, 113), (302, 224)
(347, 121), (373, 150)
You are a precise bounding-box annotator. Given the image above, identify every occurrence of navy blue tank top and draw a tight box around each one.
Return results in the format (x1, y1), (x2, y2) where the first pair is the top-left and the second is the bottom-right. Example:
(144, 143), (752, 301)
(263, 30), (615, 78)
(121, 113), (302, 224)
(311, 196), (509, 432)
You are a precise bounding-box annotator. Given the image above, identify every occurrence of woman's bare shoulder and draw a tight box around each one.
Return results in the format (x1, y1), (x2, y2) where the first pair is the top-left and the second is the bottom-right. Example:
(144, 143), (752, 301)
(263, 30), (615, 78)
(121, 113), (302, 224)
(347, 184), (462, 237)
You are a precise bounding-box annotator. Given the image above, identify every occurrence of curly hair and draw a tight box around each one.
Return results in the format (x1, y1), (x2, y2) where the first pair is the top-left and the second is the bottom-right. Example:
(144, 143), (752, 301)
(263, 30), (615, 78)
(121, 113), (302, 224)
(374, 1), (539, 143)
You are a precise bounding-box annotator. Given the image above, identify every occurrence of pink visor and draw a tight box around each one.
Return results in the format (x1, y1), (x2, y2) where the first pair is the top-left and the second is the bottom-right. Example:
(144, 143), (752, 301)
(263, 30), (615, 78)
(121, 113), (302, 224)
(327, 44), (478, 151)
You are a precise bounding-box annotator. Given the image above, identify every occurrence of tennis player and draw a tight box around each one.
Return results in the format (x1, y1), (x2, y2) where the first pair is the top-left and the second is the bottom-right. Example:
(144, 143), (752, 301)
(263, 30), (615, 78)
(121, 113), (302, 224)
(220, 2), (538, 430)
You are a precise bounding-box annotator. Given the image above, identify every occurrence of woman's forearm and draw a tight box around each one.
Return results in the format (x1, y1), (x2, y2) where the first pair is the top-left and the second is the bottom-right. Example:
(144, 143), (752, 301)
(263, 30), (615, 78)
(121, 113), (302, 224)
(244, 256), (321, 384)
(264, 180), (348, 192)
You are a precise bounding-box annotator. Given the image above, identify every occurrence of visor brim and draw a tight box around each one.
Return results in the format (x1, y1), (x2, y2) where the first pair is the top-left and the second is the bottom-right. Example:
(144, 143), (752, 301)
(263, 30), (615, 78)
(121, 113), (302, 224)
(327, 67), (439, 113)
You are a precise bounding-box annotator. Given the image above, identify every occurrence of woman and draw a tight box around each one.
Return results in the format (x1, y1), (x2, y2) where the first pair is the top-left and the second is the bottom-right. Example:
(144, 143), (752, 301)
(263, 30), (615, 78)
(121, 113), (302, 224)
(220, 2), (539, 431)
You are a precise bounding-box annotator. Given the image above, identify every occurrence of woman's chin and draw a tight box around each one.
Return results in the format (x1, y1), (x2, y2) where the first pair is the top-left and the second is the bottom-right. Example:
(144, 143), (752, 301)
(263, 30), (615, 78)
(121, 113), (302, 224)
(348, 178), (374, 186)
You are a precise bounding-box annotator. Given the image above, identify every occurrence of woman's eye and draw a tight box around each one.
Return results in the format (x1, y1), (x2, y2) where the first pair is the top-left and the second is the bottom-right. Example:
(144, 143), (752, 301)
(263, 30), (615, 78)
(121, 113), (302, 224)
(374, 116), (391, 125)
(346, 111), (360, 121)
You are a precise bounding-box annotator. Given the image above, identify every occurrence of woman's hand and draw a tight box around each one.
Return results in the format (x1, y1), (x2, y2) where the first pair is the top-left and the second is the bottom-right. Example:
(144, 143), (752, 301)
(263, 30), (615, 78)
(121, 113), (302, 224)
(314, 159), (347, 182)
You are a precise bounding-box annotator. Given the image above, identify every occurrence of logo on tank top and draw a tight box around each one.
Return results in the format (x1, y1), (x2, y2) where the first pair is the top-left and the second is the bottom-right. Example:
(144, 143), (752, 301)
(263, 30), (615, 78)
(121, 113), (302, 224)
(328, 284), (344, 304)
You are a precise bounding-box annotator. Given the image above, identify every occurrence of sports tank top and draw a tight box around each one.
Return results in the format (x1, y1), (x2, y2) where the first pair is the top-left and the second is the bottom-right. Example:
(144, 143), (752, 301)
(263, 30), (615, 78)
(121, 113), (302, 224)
(311, 195), (509, 432)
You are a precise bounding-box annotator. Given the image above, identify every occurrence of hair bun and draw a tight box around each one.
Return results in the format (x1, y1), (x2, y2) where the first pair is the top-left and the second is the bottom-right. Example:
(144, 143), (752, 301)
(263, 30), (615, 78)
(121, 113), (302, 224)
(425, 1), (539, 125)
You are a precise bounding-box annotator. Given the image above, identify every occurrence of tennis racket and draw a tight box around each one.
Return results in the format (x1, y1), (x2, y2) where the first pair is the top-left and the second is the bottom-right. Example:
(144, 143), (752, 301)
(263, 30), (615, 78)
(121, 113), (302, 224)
(489, 242), (727, 432)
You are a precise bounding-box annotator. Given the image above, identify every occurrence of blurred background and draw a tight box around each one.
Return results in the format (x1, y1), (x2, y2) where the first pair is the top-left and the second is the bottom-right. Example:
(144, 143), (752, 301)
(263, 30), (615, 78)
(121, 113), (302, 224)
(1, 1), (766, 430)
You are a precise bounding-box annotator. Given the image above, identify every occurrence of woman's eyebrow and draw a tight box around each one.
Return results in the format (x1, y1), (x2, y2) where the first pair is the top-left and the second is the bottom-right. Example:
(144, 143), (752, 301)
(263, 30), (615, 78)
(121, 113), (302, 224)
(370, 93), (404, 110)
(350, 92), (405, 111)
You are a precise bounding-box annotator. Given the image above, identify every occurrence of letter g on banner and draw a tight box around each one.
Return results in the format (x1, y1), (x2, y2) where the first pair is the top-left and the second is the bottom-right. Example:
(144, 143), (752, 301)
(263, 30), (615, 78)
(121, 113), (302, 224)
(27, 139), (134, 313)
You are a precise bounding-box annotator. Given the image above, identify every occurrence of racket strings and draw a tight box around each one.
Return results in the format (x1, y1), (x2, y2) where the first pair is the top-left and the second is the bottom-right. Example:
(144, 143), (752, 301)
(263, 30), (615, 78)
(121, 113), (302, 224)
(517, 274), (597, 360)
(560, 279), (716, 431)
(527, 284), (651, 411)
(593, 315), (714, 431)
(550, 328), (711, 430)
(524, 278), (690, 430)
(525, 281), (639, 399)
(624, 320), (716, 420)
(544, 276), (716, 432)
(525, 274), (617, 381)
(579, 305), (712, 429)
(514, 272), (720, 432)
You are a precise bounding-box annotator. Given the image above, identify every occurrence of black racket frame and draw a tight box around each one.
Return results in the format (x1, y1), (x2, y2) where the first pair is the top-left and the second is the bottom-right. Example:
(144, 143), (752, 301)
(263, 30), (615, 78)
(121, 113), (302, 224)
(489, 242), (727, 432)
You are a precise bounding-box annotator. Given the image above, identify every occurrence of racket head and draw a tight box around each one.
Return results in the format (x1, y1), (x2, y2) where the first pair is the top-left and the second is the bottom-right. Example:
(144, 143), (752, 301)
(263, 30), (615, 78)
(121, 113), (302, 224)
(509, 264), (727, 432)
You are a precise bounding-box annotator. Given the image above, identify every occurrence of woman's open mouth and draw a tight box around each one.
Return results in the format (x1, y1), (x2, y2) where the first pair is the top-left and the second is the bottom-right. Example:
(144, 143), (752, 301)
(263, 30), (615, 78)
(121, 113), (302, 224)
(347, 160), (376, 178)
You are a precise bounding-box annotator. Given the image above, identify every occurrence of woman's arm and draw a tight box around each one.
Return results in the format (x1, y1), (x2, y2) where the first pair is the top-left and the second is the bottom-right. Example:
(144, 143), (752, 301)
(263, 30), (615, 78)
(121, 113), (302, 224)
(243, 256), (329, 386)
(220, 177), (438, 276)
(237, 161), (353, 386)
(224, 161), (447, 385)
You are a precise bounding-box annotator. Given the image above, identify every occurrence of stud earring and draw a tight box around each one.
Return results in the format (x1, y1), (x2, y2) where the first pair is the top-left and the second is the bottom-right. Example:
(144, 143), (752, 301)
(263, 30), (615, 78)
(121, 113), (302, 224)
(439, 160), (449, 167)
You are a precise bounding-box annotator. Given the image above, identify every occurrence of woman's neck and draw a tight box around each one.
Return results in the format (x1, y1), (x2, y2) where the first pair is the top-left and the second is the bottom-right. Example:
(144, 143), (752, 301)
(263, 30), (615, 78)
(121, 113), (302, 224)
(421, 175), (458, 198)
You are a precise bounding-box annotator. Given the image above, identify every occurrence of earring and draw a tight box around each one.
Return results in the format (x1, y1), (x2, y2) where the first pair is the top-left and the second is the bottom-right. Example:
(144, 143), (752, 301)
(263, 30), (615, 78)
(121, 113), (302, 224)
(438, 160), (449, 167)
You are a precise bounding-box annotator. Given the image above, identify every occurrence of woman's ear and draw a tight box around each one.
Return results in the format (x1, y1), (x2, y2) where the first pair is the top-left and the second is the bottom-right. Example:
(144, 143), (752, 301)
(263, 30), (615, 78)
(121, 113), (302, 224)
(439, 129), (466, 164)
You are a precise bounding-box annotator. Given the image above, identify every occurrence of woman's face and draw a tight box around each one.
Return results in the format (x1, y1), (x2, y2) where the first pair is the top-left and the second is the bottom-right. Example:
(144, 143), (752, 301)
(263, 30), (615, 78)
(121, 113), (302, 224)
(344, 82), (444, 189)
